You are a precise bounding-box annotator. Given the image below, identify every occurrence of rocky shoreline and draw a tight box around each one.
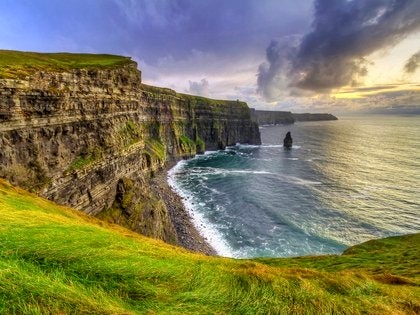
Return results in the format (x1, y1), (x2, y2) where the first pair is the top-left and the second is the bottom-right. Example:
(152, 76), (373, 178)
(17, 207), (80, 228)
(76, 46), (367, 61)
(149, 162), (217, 256)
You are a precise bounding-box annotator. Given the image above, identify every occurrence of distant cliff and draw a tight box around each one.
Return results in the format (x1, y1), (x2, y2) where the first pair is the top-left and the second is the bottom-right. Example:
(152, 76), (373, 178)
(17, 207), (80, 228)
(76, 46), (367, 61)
(292, 113), (338, 121)
(251, 109), (337, 124)
(251, 109), (295, 125)
(0, 51), (260, 250)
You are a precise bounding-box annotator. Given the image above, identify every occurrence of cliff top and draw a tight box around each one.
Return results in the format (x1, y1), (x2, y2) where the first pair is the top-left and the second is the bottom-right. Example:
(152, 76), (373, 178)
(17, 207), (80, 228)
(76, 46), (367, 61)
(0, 50), (133, 79)
(141, 83), (250, 109)
(0, 178), (418, 314)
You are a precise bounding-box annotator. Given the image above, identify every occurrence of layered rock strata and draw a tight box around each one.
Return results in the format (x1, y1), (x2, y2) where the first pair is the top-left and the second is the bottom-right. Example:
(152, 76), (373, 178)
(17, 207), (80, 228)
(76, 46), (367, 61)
(0, 60), (260, 251)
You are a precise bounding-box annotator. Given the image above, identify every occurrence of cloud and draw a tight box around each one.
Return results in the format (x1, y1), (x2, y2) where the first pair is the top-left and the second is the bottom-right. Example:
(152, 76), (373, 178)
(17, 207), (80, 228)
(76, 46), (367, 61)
(112, 0), (187, 29)
(258, 0), (420, 101)
(350, 85), (398, 92)
(257, 37), (300, 101)
(136, 48), (263, 102)
(187, 79), (210, 96)
(337, 84), (400, 94)
(404, 50), (420, 73)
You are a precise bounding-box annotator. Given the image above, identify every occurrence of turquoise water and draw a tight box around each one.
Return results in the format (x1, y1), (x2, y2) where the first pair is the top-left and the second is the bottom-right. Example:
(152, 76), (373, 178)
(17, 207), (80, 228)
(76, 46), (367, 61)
(168, 116), (420, 258)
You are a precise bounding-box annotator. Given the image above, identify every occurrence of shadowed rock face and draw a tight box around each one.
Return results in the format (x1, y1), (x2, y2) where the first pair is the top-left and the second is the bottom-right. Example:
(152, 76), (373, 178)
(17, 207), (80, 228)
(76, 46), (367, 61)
(0, 60), (260, 246)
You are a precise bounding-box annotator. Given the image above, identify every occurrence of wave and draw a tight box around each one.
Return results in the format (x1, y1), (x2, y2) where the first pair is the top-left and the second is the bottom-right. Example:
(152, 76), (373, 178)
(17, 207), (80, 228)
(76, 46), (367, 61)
(168, 161), (235, 257)
(190, 166), (322, 186)
(233, 143), (260, 149)
(183, 167), (273, 177)
(239, 143), (302, 149)
(225, 169), (272, 175)
(203, 150), (219, 155)
(175, 161), (323, 188)
(275, 174), (322, 186)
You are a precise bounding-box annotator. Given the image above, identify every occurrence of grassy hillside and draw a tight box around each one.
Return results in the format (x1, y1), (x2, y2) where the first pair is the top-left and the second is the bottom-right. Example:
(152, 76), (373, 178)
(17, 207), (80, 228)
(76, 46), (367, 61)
(0, 178), (419, 314)
(0, 50), (132, 79)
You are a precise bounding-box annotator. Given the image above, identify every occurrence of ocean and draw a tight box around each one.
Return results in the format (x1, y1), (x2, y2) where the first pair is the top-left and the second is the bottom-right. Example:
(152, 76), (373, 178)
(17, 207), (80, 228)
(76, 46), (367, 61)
(168, 116), (420, 258)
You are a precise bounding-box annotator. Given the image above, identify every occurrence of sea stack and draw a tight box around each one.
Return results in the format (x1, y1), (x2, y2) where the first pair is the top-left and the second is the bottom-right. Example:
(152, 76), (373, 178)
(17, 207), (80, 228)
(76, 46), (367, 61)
(283, 131), (293, 148)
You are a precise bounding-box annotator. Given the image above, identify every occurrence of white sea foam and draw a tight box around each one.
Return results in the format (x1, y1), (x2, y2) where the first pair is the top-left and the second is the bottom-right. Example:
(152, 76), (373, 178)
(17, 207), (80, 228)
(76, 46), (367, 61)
(227, 142), (302, 150)
(203, 150), (219, 155)
(231, 143), (260, 149)
(168, 161), (235, 257)
(186, 167), (272, 177)
(226, 170), (272, 175)
(239, 143), (302, 149)
(188, 167), (321, 186)
(261, 144), (283, 148)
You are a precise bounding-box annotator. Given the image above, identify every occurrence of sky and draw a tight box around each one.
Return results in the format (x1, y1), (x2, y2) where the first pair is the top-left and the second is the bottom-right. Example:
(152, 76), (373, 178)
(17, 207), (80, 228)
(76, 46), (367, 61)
(0, 0), (419, 114)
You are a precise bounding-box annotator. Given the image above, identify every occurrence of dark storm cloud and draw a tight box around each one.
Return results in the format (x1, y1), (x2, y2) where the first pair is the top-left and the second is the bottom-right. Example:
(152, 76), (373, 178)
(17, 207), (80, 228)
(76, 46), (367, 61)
(256, 38), (300, 99)
(0, 0), (311, 62)
(111, 0), (313, 63)
(258, 0), (420, 100)
(404, 50), (420, 74)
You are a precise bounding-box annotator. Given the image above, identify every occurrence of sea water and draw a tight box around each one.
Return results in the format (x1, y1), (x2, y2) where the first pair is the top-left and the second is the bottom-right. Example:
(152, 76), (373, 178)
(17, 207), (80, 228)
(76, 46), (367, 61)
(168, 116), (420, 258)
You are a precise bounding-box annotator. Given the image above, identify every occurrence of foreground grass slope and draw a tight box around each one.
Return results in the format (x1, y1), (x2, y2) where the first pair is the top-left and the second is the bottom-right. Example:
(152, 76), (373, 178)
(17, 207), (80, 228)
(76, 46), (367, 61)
(0, 179), (419, 314)
(0, 50), (131, 79)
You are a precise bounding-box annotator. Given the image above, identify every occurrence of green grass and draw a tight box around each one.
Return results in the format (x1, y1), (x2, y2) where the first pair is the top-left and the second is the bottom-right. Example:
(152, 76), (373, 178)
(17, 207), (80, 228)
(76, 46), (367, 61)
(144, 138), (166, 162)
(256, 234), (420, 279)
(179, 92), (249, 112)
(179, 135), (196, 154)
(0, 50), (132, 79)
(118, 120), (143, 148)
(0, 179), (419, 314)
(66, 147), (103, 172)
(195, 135), (205, 153)
(139, 84), (250, 112)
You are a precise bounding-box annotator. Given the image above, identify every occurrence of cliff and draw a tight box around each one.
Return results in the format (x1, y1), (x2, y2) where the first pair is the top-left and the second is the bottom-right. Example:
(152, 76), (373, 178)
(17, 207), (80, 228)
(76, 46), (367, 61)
(251, 109), (295, 124)
(292, 112), (338, 121)
(251, 109), (338, 125)
(0, 50), (260, 251)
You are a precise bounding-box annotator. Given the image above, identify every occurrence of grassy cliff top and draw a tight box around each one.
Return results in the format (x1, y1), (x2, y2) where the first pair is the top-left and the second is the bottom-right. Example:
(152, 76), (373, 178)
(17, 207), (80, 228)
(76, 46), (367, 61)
(141, 83), (249, 108)
(0, 50), (132, 79)
(178, 92), (249, 108)
(0, 178), (419, 314)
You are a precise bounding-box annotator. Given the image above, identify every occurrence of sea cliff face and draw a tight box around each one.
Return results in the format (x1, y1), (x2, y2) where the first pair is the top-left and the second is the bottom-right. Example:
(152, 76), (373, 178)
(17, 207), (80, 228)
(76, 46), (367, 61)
(0, 58), (260, 248)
